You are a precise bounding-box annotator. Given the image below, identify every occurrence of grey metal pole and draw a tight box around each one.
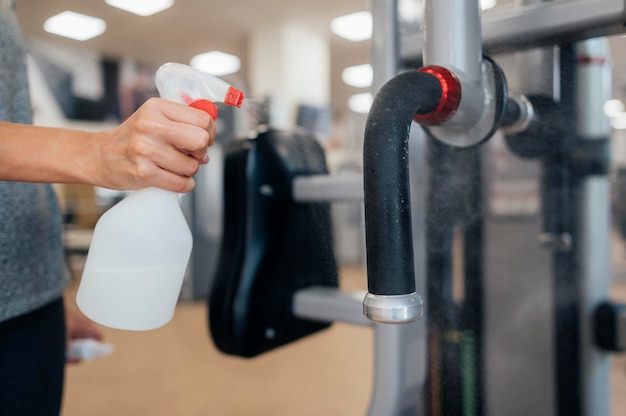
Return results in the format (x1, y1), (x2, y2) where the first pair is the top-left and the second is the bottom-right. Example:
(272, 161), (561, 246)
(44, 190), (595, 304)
(513, 0), (558, 99)
(400, 0), (626, 59)
(367, 0), (426, 414)
(577, 37), (612, 416)
(370, 0), (399, 94)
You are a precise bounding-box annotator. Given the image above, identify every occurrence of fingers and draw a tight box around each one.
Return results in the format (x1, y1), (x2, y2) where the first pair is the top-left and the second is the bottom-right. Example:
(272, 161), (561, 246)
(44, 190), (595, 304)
(118, 137), (199, 193)
(134, 143), (201, 190)
(156, 98), (217, 161)
(96, 98), (215, 193)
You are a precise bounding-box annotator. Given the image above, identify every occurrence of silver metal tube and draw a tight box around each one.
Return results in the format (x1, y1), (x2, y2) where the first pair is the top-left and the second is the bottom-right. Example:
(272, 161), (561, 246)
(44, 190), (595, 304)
(422, 0), (497, 147)
(423, 0), (482, 83)
(367, 322), (425, 416)
(402, 0), (626, 60)
(292, 286), (371, 327)
(514, 0), (559, 98)
(364, 1), (427, 415)
(577, 37), (612, 416)
(292, 285), (426, 416)
(292, 173), (363, 202)
(370, 0), (399, 93)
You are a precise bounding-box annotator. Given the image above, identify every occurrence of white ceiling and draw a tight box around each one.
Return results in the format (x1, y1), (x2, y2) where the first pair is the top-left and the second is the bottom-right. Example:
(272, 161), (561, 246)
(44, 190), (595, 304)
(13, 0), (626, 116)
(15, 0), (371, 64)
(14, 0), (372, 113)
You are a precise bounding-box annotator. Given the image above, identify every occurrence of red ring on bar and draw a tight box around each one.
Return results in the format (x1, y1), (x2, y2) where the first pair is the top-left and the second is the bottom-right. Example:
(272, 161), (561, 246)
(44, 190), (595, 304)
(577, 55), (607, 65)
(413, 65), (462, 126)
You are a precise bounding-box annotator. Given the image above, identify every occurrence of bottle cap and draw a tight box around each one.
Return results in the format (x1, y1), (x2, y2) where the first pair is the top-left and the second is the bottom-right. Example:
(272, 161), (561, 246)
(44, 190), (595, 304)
(189, 99), (218, 120)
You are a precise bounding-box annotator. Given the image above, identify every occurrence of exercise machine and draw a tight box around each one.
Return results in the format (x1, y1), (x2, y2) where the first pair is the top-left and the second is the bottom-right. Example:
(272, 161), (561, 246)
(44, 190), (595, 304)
(207, 1), (626, 415)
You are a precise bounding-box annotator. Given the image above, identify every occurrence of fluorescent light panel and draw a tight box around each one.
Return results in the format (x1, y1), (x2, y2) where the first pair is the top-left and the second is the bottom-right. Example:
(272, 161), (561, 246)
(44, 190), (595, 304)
(331, 11), (372, 42)
(604, 99), (625, 118)
(342, 64), (373, 88)
(481, 0), (497, 10)
(190, 51), (241, 76)
(604, 99), (626, 129)
(105, 0), (174, 17)
(44, 11), (106, 41)
(610, 113), (626, 130)
(348, 93), (373, 114)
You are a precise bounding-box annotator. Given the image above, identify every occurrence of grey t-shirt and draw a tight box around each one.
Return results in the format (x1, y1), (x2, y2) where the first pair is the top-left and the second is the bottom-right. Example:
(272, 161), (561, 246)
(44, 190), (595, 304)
(0, 1), (69, 322)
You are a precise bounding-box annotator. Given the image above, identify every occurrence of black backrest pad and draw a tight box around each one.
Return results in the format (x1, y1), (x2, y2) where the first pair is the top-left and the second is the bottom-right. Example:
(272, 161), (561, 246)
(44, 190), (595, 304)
(209, 129), (338, 358)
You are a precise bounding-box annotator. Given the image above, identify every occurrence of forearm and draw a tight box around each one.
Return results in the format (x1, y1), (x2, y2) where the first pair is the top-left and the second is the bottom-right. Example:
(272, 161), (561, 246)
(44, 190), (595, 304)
(0, 98), (216, 193)
(0, 121), (99, 185)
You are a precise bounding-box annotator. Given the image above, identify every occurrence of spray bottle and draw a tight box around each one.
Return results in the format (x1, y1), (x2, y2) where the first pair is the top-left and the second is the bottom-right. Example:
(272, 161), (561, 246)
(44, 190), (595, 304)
(76, 63), (244, 331)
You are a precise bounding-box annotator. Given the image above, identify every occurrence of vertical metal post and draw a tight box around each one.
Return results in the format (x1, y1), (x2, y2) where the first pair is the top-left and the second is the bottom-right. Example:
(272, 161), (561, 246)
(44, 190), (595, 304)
(513, 0), (559, 98)
(370, 0), (398, 93)
(550, 42), (581, 416)
(422, 0), (485, 133)
(421, 1), (486, 414)
(577, 37), (612, 416)
(423, 0), (482, 82)
(366, 0), (426, 414)
(426, 138), (485, 416)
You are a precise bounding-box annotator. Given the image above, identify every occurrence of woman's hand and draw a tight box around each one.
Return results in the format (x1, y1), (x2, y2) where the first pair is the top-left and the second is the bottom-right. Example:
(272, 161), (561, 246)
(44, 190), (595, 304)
(94, 97), (217, 193)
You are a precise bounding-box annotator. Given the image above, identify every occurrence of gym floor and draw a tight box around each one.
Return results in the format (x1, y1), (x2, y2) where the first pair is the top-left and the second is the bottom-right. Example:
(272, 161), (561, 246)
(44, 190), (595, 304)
(62, 266), (373, 416)
(61, 251), (626, 416)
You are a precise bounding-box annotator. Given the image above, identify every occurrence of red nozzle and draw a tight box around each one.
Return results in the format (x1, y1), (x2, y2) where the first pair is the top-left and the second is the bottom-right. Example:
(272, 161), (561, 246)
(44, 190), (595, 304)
(224, 86), (245, 108)
(414, 65), (462, 126)
(189, 99), (218, 120)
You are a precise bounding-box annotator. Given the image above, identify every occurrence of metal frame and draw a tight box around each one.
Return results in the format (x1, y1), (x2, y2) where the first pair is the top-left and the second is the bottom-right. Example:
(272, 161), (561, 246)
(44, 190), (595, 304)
(577, 37), (612, 416)
(293, 286), (426, 416)
(289, 1), (622, 415)
(401, 0), (626, 60)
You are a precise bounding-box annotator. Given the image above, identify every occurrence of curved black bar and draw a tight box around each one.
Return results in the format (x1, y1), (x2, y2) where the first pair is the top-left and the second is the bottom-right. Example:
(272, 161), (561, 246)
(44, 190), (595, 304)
(364, 71), (442, 296)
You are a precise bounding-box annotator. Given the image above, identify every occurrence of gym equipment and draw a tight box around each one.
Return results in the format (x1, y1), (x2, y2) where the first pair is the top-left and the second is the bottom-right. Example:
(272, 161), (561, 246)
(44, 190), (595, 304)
(209, 129), (338, 357)
(207, 1), (626, 414)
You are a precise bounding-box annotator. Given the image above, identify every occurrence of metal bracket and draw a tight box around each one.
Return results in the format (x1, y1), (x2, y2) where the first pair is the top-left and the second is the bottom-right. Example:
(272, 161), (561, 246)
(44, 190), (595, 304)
(293, 286), (425, 416)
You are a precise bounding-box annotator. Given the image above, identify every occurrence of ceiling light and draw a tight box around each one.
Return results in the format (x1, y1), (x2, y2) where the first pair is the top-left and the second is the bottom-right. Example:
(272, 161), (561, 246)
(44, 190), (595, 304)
(190, 51), (241, 76)
(44, 11), (106, 41)
(105, 0), (174, 17)
(604, 99), (625, 118)
(331, 11), (372, 42)
(342, 64), (373, 88)
(348, 93), (373, 114)
(481, 0), (497, 10)
(610, 113), (626, 130)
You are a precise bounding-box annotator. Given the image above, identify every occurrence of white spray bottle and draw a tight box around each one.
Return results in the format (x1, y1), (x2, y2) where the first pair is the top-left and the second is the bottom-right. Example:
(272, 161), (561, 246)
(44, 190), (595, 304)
(76, 63), (244, 331)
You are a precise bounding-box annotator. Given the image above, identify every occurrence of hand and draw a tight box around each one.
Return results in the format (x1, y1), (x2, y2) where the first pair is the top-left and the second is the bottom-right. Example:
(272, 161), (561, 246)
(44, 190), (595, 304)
(94, 97), (216, 193)
(64, 303), (104, 364)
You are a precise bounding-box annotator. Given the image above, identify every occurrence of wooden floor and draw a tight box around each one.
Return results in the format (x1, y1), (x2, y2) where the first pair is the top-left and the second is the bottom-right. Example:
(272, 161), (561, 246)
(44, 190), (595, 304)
(62, 266), (373, 416)
(61, 265), (626, 416)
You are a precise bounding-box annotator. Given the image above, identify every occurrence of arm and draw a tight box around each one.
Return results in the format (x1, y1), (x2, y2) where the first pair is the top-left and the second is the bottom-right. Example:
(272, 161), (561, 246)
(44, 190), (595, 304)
(0, 97), (216, 193)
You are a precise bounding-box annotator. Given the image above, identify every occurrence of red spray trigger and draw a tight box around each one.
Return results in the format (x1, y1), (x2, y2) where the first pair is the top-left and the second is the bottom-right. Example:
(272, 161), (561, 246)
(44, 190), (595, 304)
(224, 86), (245, 108)
(189, 99), (218, 120)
